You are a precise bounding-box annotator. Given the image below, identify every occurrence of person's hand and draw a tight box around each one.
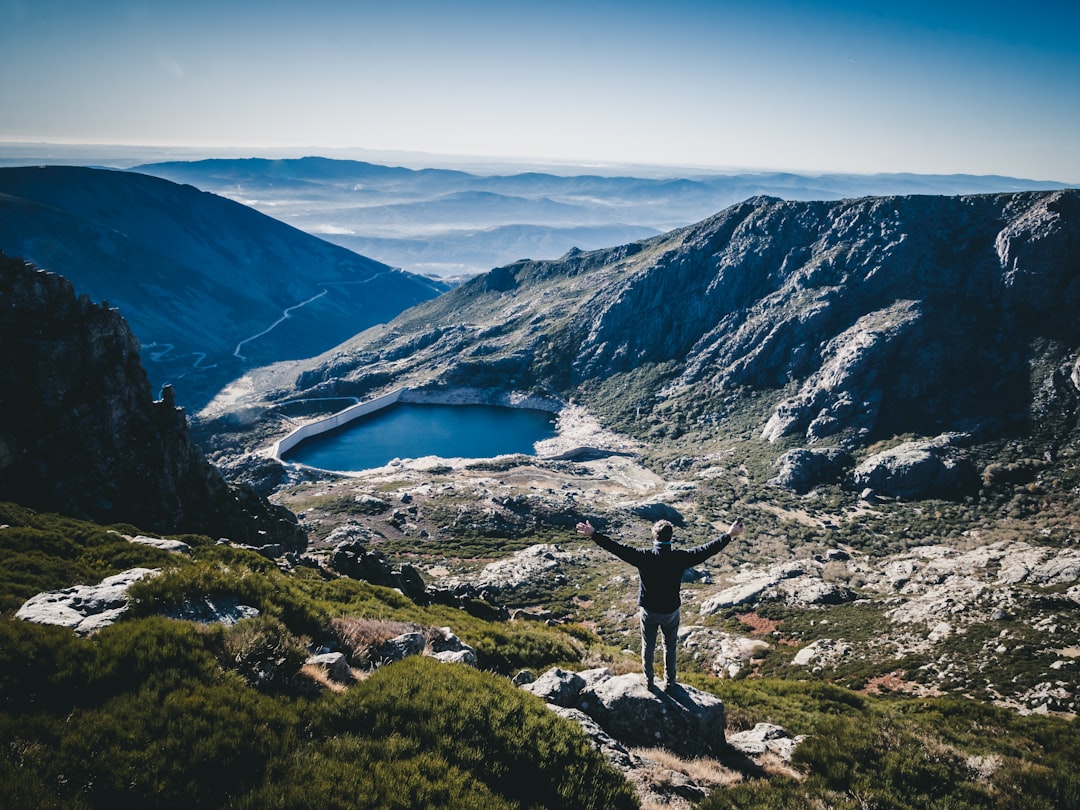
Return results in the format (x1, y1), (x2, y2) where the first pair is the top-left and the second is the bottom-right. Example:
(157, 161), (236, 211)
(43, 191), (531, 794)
(728, 519), (744, 539)
(576, 520), (595, 537)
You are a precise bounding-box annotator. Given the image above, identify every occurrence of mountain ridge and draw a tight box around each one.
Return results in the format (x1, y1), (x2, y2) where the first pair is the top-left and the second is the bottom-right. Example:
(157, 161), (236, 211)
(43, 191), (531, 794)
(209, 189), (1080, 495)
(134, 156), (1072, 276)
(0, 165), (448, 408)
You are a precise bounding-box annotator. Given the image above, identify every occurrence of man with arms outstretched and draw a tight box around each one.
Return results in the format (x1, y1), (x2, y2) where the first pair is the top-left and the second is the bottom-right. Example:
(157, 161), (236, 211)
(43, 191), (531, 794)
(577, 517), (744, 690)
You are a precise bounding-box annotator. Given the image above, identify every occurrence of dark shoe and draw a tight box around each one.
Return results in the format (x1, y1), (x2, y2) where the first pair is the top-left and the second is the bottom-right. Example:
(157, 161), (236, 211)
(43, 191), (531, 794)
(663, 680), (678, 693)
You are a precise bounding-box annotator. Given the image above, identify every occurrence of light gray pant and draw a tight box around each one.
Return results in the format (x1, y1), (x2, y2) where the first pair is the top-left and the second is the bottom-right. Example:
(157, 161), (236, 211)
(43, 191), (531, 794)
(640, 606), (680, 683)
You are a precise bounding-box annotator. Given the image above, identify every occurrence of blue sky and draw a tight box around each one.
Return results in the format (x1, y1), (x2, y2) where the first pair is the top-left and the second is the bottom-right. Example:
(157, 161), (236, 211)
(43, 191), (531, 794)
(2, 0), (1078, 181)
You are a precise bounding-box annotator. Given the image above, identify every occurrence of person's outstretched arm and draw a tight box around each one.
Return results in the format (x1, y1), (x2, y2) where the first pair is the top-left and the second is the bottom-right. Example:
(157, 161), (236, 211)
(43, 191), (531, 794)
(683, 519), (745, 564)
(577, 520), (646, 566)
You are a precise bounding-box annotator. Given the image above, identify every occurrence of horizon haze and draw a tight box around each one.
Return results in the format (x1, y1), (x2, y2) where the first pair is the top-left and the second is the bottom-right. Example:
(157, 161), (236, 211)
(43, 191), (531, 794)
(2, 0), (1078, 184)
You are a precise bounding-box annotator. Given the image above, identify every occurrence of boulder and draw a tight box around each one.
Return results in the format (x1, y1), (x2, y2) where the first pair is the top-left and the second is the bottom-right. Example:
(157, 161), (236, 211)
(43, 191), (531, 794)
(577, 672), (726, 757)
(849, 435), (977, 499)
(680, 627), (770, 679)
(465, 543), (578, 592)
(375, 631), (427, 664)
(16, 567), (160, 635)
(306, 651), (354, 684)
(548, 705), (638, 772)
(522, 666), (589, 707)
(428, 626), (478, 667)
(163, 595), (260, 625)
(769, 447), (851, 493)
(524, 669), (725, 757)
(726, 723), (805, 761)
(330, 539), (426, 600)
(630, 501), (685, 524)
(128, 535), (193, 555)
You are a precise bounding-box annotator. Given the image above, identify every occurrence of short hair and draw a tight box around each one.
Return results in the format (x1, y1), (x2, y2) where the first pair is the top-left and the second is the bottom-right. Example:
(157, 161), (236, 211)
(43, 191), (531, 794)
(652, 520), (674, 545)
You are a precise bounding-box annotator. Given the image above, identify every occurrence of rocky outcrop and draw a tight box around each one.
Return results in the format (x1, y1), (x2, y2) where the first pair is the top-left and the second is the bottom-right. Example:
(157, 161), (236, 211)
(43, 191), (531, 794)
(769, 447), (852, 493)
(523, 667), (804, 808)
(524, 668), (726, 756)
(15, 568), (161, 636)
(329, 537), (426, 600)
(701, 539), (1080, 713)
(698, 556), (856, 614)
(0, 252), (306, 551)
(848, 434), (978, 499)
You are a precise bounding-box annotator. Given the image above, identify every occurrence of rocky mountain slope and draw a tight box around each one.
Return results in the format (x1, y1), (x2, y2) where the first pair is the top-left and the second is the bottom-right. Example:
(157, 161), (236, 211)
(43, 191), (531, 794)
(0, 165), (448, 408)
(0, 251), (304, 549)
(219, 189), (1079, 485)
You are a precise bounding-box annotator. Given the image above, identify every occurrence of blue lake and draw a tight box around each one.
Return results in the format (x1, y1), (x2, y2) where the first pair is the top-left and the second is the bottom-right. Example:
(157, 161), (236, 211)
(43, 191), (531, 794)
(283, 402), (558, 471)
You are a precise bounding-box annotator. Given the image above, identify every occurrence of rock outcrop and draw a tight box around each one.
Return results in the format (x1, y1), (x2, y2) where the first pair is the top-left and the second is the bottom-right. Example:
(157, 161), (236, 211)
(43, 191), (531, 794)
(15, 568), (161, 636)
(522, 666), (805, 807)
(0, 252), (306, 551)
(848, 434), (978, 499)
(524, 668), (726, 756)
(769, 447), (852, 493)
(697, 539), (1080, 713)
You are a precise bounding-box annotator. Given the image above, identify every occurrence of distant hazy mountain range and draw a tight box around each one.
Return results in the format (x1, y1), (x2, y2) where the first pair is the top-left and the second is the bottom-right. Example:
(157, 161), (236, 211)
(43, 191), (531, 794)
(0, 166), (448, 408)
(134, 157), (1071, 278)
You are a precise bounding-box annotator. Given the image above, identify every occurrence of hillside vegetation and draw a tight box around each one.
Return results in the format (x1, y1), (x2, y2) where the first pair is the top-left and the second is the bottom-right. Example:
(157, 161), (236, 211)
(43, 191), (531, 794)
(2, 501), (1078, 809)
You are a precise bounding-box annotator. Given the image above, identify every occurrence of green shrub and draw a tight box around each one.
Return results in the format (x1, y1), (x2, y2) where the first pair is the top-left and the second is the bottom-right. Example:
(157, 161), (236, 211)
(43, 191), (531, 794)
(0, 503), (177, 613)
(304, 656), (637, 810)
(222, 615), (308, 690)
(128, 559), (327, 638)
(465, 623), (584, 673)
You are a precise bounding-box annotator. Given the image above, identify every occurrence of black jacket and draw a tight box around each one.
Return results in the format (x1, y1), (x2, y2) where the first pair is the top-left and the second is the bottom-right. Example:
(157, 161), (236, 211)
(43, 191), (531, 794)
(590, 532), (732, 613)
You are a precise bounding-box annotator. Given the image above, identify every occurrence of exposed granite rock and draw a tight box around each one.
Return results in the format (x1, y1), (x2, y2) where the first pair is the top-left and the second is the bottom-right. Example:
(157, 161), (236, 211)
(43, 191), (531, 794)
(15, 568), (160, 635)
(129, 535), (193, 555)
(848, 435), (978, 499)
(329, 538), (426, 600)
(305, 651), (354, 684)
(726, 722), (806, 761)
(680, 626), (770, 678)
(698, 559), (855, 613)
(527, 668), (726, 757)
(0, 252), (306, 551)
(769, 447), (852, 493)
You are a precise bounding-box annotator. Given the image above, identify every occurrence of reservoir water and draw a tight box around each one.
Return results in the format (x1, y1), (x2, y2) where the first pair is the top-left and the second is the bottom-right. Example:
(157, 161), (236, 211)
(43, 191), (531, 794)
(282, 402), (558, 472)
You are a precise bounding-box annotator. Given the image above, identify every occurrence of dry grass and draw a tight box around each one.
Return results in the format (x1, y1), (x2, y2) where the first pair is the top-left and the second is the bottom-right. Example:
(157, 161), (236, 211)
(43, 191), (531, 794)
(330, 616), (439, 668)
(633, 746), (742, 790)
(299, 663), (353, 693)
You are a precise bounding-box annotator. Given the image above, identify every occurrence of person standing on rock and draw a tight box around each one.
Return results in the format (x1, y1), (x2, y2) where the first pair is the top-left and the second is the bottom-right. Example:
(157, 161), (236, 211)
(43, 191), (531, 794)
(576, 517), (743, 691)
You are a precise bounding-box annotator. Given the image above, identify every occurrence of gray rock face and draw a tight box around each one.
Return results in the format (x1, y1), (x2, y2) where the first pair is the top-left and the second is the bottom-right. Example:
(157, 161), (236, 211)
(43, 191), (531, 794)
(0, 252), (307, 551)
(525, 668), (725, 757)
(330, 538), (426, 600)
(679, 626), (770, 679)
(366, 627), (477, 669)
(305, 652), (354, 684)
(445, 543), (581, 595)
(698, 559), (855, 613)
(849, 435), (977, 499)
(16, 568), (160, 635)
(129, 535), (193, 555)
(769, 447), (852, 492)
(727, 722), (806, 761)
